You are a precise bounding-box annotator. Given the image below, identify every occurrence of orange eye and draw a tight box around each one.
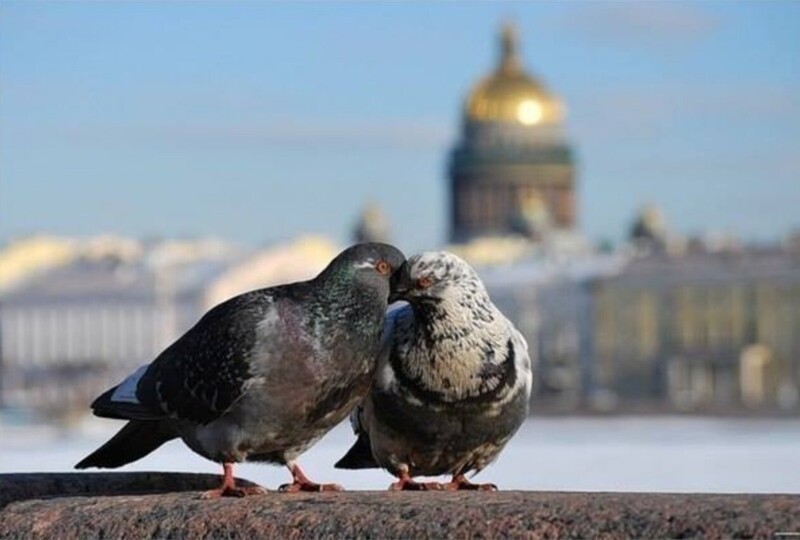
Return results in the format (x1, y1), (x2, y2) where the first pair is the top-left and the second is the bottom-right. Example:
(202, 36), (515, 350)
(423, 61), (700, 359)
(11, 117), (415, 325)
(416, 276), (432, 289)
(375, 260), (391, 276)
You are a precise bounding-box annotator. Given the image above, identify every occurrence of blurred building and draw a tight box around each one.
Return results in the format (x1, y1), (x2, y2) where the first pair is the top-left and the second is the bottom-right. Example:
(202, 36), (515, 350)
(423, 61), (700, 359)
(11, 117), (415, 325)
(629, 205), (670, 252)
(477, 243), (800, 413)
(0, 235), (142, 295)
(444, 24), (799, 414)
(352, 201), (391, 244)
(448, 23), (576, 242)
(592, 248), (800, 411)
(481, 252), (628, 411)
(2, 22), (798, 420)
(202, 236), (337, 308)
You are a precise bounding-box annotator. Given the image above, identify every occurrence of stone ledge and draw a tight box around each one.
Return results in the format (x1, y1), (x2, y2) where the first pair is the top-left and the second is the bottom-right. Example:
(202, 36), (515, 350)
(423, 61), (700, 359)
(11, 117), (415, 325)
(0, 473), (798, 539)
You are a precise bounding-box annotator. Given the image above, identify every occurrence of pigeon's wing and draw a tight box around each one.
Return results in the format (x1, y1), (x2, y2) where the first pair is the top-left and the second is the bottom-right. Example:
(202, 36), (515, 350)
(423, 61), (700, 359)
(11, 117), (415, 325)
(337, 301), (409, 470)
(348, 403), (366, 436)
(90, 364), (161, 420)
(141, 291), (276, 423)
(92, 290), (276, 424)
(346, 302), (407, 436)
(507, 321), (534, 397)
(381, 302), (408, 353)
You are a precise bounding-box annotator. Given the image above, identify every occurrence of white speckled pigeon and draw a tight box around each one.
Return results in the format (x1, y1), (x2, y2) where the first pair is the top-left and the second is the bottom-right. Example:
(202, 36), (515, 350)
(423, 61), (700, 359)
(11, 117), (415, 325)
(335, 251), (533, 491)
(76, 243), (406, 497)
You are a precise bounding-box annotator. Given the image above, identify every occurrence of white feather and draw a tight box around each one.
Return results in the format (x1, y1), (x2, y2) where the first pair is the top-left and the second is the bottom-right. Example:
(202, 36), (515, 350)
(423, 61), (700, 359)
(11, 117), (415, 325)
(110, 364), (149, 404)
(352, 259), (376, 269)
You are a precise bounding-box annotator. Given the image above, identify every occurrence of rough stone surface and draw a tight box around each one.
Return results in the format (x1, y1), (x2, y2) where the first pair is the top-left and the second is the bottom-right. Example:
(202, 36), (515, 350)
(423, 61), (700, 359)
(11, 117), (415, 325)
(0, 473), (798, 539)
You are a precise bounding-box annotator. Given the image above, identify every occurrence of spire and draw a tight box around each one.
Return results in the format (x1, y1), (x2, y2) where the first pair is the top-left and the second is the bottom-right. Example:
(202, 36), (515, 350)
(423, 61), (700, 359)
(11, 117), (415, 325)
(499, 21), (521, 73)
(352, 201), (390, 244)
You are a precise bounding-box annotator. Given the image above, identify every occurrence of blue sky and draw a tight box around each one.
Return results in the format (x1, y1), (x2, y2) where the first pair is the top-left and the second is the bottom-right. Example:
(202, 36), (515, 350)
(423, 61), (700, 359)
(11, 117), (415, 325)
(1, 2), (799, 252)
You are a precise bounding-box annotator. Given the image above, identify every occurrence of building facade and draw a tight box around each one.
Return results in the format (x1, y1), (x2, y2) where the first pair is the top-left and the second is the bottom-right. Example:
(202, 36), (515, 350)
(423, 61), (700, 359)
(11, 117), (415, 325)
(448, 24), (576, 242)
(591, 249), (800, 411)
(479, 246), (800, 413)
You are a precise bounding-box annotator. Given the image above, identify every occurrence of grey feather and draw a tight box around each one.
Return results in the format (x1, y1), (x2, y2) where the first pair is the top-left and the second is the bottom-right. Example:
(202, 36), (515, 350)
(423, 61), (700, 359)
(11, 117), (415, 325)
(77, 243), (406, 470)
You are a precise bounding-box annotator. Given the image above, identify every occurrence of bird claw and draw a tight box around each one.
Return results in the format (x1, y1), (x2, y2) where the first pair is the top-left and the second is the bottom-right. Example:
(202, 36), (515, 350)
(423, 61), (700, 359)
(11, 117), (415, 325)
(200, 485), (268, 499)
(443, 476), (498, 491)
(279, 481), (344, 493)
(443, 482), (498, 491)
(201, 463), (268, 499)
(389, 479), (444, 491)
(282, 461), (344, 492)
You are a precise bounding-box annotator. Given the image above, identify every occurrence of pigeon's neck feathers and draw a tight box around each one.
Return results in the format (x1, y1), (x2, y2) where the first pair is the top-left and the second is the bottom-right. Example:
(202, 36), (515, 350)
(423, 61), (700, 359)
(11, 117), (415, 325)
(302, 267), (387, 335)
(393, 288), (512, 401)
(413, 287), (504, 345)
(314, 266), (378, 306)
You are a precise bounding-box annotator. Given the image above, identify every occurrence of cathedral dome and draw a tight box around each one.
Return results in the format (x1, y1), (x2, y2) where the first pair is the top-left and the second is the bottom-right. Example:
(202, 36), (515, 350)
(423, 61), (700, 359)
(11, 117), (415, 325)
(465, 23), (563, 126)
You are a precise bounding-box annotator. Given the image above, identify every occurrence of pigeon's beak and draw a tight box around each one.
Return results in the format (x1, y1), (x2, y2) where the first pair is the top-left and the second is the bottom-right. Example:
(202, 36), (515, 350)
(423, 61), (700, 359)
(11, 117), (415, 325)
(389, 261), (412, 303)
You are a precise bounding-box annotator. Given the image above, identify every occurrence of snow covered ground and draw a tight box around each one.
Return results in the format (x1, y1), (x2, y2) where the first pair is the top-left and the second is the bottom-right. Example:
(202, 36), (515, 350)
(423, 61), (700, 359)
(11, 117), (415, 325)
(2, 417), (798, 493)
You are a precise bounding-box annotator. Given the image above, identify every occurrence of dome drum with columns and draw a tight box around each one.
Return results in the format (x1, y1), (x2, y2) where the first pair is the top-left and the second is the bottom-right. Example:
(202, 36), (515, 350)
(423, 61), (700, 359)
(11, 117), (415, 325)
(449, 23), (576, 243)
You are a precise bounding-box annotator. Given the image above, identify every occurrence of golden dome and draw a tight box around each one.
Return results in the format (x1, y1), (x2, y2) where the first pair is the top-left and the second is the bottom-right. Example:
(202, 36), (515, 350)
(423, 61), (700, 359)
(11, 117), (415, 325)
(466, 23), (563, 126)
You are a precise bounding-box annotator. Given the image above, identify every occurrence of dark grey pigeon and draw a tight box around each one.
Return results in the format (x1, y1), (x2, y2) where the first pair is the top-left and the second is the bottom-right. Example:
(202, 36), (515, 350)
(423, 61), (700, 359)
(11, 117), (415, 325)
(76, 243), (406, 497)
(336, 251), (532, 491)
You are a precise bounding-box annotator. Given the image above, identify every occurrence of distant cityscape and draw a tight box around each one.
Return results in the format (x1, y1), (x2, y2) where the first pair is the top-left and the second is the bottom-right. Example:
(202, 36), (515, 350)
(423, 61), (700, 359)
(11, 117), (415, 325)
(1, 24), (798, 422)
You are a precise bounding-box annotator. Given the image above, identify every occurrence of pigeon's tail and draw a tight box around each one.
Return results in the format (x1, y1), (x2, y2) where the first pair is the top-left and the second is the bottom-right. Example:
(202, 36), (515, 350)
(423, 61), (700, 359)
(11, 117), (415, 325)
(75, 420), (175, 469)
(334, 433), (379, 470)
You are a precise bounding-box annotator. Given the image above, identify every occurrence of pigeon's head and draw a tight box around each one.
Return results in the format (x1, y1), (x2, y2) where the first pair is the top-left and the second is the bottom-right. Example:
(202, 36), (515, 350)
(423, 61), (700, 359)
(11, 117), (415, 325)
(326, 242), (407, 299)
(389, 251), (487, 306)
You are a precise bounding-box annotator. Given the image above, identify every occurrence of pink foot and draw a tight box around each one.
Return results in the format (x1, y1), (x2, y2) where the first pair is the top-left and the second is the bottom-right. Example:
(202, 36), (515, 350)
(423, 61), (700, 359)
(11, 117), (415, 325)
(389, 470), (443, 491)
(201, 485), (268, 499)
(200, 463), (268, 499)
(442, 474), (497, 491)
(279, 481), (343, 492)
(280, 461), (344, 493)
